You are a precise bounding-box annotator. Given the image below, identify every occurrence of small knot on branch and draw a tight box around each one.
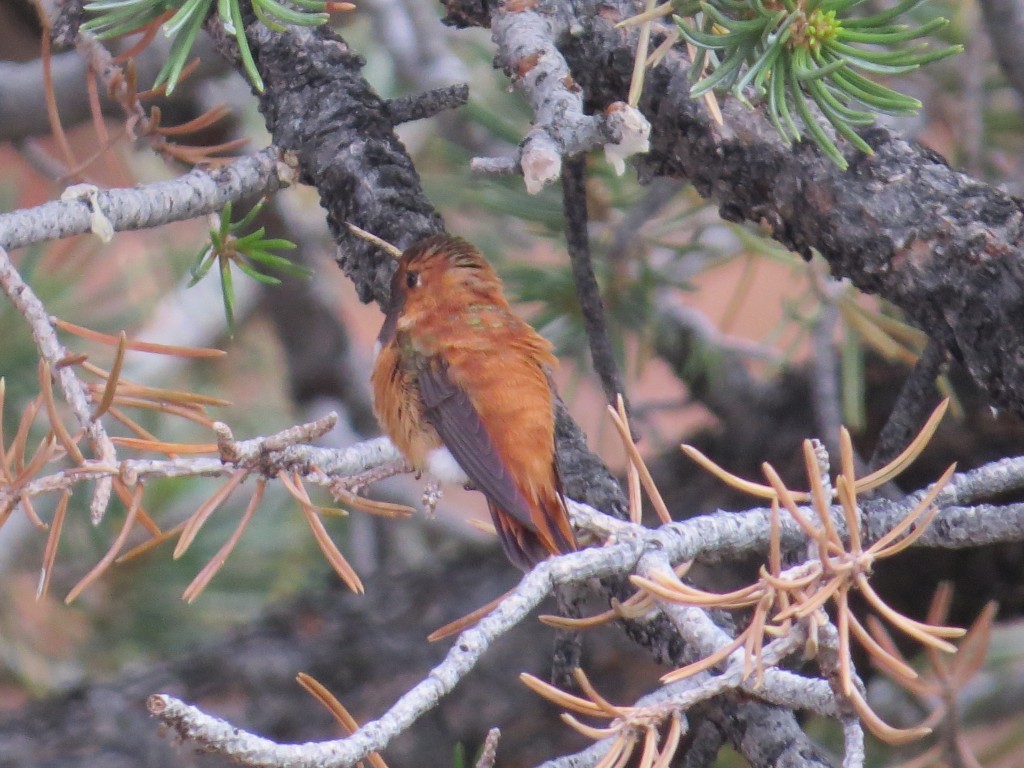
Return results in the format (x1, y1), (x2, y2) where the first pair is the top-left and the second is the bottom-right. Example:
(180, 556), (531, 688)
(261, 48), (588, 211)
(386, 83), (470, 124)
(214, 422), (239, 463)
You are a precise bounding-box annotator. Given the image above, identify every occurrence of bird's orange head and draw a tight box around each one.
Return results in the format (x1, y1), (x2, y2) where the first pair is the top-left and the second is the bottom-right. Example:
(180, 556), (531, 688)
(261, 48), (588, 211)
(378, 234), (508, 348)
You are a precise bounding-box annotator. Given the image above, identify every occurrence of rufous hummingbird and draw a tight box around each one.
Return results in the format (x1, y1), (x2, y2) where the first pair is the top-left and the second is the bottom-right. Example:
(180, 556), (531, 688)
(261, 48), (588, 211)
(371, 234), (577, 570)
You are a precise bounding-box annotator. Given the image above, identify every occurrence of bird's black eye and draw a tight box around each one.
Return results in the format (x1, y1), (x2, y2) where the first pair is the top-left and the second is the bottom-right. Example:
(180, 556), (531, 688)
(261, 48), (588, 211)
(406, 271), (419, 289)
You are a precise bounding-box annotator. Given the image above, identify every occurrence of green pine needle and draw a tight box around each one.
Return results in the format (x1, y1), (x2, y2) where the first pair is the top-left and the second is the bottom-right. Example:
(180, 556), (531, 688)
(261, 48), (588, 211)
(187, 202), (310, 334)
(83, 0), (336, 94)
(675, 0), (961, 168)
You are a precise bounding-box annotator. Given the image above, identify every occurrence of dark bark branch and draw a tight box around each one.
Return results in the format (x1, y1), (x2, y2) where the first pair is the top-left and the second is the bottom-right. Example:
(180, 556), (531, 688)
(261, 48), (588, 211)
(811, 302), (843, 458)
(208, 20), (445, 305)
(562, 156), (629, 415)
(442, 0), (1024, 419)
(868, 337), (948, 473)
(606, 177), (683, 263)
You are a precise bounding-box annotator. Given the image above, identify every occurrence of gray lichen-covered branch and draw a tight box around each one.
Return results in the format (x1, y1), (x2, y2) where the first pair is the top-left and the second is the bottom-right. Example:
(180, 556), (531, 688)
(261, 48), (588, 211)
(149, 460), (1024, 766)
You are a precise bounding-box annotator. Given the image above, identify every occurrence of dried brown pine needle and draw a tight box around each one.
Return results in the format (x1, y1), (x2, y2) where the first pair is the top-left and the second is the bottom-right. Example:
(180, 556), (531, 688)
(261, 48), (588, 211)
(0, 379), (7, 471)
(539, 592), (655, 630)
(608, 395), (672, 524)
(427, 590), (511, 642)
(466, 517), (497, 536)
(835, 584), (856, 695)
(856, 576), (963, 648)
(182, 480), (264, 603)
(112, 478), (161, 538)
(868, 464), (956, 558)
(90, 331), (127, 420)
(661, 629), (748, 683)
(117, 519), (188, 563)
(651, 713), (683, 768)
(66, 483), (144, 603)
(682, 443), (809, 501)
(11, 396), (43, 474)
(82, 361), (231, 408)
(113, 384), (230, 408)
(948, 601), (998, 682)
(41, 31), (80, 173)
(613, 396), (642, 524)
(106, 406), (161, 442)
(295, 672), (390, 768)
(848, 612), (920, 685)
(156, 104), (233, 136)
(158, 137), (251, 166)
(16, 435), (58, 501)
(538, 608), (619, 631)
(38, 491), (70, 600)
(38, 360), (85, 464)
(803, 440), (840, 545)
(925, 581), (954, 627)
(54, 318), (225, 358)
(519, 673), (607, 718)
(174, 470), (248, 559)
(573, 668), (627, 718)
(631, 570), (762, 609)
(108, 396), (217, 427)
(856, 399), (949, 493)
(593, 733), (634, 768)
(542, 561), (692, 629)
(111, 437), (219, 455)
(112, 16), (164, 63)
(332, 486), (414, 518)
(86, 68), (109, 146)
(848, 684), (931, 745)
(566, 714), (623, 742)
(56, 353), (88, 369)
(282, 471), (363, 594)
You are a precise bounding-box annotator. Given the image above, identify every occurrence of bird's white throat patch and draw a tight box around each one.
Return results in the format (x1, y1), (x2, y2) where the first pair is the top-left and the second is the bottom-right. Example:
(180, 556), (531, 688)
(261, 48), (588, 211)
(426, 447), (470, 485)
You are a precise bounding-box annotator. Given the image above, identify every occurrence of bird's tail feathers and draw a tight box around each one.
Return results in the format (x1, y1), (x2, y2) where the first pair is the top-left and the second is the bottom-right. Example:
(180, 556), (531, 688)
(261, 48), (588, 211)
(488, 490), (577, 571)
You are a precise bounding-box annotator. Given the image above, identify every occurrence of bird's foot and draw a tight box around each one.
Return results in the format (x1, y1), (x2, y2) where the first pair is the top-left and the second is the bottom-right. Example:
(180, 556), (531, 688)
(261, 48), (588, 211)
(422, 480), (443, 518)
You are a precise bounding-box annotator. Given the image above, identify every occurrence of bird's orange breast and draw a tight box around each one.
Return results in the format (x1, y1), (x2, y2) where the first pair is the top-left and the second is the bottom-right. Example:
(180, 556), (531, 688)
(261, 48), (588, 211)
(371, 340), (440, 470)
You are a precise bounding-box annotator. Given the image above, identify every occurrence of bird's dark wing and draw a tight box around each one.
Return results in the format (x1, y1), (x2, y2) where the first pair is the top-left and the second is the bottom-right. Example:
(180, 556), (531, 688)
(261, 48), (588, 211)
(417, 360), (538, 534)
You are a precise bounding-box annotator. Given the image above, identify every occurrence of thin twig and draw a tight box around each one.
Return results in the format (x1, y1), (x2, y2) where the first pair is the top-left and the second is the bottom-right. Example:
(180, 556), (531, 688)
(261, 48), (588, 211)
(562, 156), (630, 420)
(0, 148), (290, 252)
(0, 244), (116, 522)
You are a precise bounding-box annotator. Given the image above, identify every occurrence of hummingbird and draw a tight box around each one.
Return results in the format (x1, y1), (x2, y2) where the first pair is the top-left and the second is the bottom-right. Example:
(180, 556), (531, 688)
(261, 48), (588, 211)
(371, 234), (577, 570)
